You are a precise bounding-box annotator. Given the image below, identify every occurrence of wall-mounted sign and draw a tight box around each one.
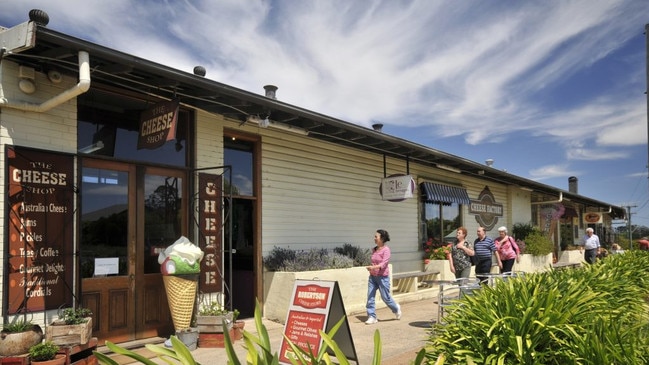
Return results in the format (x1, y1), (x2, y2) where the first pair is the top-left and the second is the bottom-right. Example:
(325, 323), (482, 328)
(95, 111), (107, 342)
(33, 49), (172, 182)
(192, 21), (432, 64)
(137, 99), (179, 150)
(583, 212), (602, 224)
(198, 173), (223, 293)
(379, 174), (415, 202)
(469, 186), (503, 230)
(279, 280), (356, 364)
(5, 146), (74, 314)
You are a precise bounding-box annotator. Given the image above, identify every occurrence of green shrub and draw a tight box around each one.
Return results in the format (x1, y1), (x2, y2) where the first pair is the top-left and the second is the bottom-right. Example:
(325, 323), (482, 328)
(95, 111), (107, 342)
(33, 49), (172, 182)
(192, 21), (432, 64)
(523, 227), (553, 256)
(59, 307), (92, 324)
(264, 244), (369, 272)
(2, 319), (36, 333)
(426, 251), (649, 364)
(29, 341), (59, 361)
(512, 222), (534, 241)
(263, 247), (297, 271)
(334, 243), (372, 266)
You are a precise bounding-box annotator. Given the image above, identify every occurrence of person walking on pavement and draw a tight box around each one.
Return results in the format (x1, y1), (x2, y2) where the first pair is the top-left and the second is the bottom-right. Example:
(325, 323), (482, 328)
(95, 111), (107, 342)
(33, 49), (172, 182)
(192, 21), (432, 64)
(448, 226), (475, 279)
(495, 226), (519, 273)
(365, 229), (401, 324)
(474, 226), (501, 284)
(580, 227), (600, 264)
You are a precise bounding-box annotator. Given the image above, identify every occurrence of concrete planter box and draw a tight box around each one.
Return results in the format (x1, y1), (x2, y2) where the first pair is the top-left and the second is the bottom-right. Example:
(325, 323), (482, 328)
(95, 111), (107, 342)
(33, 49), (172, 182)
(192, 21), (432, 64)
(196, 314), (233, 333)
(557, 250), (583, 265)
(263, 267), (369, 324)
(425, 260), (454, 280)
(512, 253), (553, 273)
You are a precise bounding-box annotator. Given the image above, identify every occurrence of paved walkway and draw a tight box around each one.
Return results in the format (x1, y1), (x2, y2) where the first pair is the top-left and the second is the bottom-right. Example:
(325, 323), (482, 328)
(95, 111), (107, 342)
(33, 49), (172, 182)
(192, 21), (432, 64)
(191, 296), (438, 365)
(104, 294), (440, 364)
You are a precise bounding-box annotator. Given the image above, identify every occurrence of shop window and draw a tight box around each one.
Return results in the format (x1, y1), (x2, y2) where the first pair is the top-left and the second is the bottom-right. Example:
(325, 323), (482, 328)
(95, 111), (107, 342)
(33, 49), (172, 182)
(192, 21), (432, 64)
(421, 202), (461, 248)
(77, 89), (190, 167)
(419, 182), (468, 247)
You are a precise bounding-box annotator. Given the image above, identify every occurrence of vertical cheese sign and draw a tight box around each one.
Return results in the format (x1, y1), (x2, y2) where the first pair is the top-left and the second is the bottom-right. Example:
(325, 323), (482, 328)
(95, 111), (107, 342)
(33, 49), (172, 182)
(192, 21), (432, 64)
(198, 173), (222, 293)
(279, 280), (357, 364)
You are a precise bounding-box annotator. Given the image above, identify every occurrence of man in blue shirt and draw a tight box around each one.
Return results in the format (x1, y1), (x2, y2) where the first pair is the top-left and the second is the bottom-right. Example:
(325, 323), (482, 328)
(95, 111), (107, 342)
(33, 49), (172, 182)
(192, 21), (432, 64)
(580, 227), (600, 264)
(474, 227), (502, 284)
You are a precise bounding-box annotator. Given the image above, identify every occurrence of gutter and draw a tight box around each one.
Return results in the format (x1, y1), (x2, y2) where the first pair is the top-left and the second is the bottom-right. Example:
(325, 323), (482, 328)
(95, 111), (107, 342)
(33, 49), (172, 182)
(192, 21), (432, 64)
(531, 191), (563, 205)
(0, 50), (90, 112)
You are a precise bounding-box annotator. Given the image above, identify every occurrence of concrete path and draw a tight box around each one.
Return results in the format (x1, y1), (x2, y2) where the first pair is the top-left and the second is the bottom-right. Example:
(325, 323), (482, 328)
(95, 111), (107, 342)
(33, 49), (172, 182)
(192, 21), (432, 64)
(100, 290), (440, 364)
(189, 297), (437, 365)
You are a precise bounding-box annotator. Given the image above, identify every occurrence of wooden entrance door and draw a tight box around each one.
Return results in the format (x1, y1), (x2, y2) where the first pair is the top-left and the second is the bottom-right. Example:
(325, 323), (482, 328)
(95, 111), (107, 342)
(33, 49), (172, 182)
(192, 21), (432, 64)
(80, 160), (186, 343)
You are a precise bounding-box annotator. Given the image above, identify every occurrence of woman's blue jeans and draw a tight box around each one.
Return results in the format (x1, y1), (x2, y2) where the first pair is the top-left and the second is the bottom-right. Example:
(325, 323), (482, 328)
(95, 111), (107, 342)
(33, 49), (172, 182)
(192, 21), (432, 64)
(366, 275), (399, 318)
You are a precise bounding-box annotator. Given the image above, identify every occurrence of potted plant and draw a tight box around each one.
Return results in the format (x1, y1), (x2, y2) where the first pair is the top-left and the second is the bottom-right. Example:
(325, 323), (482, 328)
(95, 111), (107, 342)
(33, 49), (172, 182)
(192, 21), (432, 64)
(29, 340), (65, 365)
(195, 300), (237, 348)
(230, 310), (245, 341)
(0, 320), (44, 356)
(58, 307), (92, 325)
(46, 307), (93, 345)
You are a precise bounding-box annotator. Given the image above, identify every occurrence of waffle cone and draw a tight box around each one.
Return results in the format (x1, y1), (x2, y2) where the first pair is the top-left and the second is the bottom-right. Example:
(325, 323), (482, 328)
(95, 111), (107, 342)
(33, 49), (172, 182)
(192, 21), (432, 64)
(163, 275), (198, 331)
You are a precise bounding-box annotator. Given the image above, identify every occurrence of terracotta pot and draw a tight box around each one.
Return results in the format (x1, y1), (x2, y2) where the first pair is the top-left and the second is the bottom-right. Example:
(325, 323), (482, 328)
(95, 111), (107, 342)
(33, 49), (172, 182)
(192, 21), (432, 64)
(30, 353), (66, 365)
(0, 325), (44, 356)
(232, 320), (245, 341)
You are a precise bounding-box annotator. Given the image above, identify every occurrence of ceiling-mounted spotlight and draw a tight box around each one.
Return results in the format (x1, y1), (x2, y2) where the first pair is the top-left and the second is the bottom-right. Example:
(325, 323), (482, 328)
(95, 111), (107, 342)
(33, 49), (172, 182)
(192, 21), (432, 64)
(78, 141), (104, 154)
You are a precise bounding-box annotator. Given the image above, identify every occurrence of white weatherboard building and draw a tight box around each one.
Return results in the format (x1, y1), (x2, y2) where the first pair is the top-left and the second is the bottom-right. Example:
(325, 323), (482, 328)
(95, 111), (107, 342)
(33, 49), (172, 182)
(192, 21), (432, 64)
(0, 10), (624, 345)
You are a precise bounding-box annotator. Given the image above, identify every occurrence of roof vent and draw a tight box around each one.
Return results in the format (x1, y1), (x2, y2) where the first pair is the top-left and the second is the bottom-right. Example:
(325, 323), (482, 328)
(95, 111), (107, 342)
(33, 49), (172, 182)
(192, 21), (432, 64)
(29, 9), (49, 26)
(372, 123), (383, 132)
(485, 159), (494, 167)
(193, 66), (206, 77)
(264, 85), (278, 99)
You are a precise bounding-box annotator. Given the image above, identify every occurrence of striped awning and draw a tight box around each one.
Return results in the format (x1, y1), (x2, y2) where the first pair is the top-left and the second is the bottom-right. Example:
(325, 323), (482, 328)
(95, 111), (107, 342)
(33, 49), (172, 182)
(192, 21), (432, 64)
(421, 182), (471, 205)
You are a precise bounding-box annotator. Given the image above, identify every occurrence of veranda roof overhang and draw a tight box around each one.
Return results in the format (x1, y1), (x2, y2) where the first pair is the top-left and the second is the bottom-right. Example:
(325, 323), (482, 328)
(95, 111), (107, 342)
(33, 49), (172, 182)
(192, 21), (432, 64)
(1, 20), (626, 220)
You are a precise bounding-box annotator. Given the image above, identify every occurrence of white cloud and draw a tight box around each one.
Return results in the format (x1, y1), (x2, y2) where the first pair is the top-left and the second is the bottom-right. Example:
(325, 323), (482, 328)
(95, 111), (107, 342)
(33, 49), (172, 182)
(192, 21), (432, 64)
(529, 164), (580, 181)
(2, 0), (647, 220)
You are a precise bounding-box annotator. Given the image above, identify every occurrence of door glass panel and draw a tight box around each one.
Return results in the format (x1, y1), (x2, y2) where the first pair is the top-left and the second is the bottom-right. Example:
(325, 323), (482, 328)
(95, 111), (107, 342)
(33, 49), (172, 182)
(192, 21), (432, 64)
(224, 138), (253, 196)
(80, 168), (129, 278)
(144, 174), (183, 274)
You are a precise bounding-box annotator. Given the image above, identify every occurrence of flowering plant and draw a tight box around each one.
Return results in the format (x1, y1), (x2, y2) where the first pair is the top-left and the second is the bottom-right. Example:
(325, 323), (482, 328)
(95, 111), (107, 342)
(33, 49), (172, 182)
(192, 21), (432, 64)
(423, 237), (451, 261)
(429, 245), (452, 260)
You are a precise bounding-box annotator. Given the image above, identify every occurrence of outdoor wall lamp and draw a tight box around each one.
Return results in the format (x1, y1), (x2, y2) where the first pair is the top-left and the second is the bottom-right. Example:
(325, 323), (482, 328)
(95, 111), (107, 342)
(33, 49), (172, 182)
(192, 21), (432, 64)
(18, 65), (36, 94)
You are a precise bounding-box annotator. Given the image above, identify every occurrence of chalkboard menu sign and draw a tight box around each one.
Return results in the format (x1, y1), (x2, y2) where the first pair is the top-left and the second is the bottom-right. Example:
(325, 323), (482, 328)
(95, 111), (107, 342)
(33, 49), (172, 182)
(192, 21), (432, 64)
(5, 146), (74, 314)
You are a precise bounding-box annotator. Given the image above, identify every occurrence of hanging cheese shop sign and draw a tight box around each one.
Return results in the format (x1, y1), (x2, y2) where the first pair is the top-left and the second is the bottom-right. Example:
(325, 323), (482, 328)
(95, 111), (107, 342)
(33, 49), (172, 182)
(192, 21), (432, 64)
(137, 99), (179, 150)
(379, 174), (415, 202)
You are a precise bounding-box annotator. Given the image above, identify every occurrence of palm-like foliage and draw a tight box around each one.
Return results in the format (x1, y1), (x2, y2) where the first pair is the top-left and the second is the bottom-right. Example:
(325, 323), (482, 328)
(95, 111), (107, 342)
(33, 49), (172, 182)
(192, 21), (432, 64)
(426, 251), (649, 364)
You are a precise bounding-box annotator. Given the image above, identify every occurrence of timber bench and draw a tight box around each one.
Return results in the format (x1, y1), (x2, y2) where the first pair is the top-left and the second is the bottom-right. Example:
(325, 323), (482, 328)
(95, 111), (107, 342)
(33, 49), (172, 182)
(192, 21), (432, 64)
(552, 262), (581, 270)
(392, 271), (440, 294)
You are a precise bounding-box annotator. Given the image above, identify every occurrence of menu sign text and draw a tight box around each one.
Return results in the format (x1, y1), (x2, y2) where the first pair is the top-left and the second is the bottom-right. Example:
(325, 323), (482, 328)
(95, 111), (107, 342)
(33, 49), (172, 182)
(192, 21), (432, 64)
(5, 146), (74, 314)
(279, 281), (356, 364)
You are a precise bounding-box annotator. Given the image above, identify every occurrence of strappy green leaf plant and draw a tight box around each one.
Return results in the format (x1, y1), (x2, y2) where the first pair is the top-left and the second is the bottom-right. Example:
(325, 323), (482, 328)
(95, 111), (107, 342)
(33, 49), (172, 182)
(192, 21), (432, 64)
(426, 251), (649, 364)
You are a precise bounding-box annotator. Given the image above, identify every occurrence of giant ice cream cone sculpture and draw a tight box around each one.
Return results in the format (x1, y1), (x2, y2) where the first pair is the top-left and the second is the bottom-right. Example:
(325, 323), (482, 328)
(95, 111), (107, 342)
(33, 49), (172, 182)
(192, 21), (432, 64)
(159, 236), (204, 331)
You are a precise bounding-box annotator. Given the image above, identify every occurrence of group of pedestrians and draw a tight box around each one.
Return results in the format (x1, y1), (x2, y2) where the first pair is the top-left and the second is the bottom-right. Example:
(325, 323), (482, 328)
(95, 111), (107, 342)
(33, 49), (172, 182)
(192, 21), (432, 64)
(363, 226), (520, 324)
(363, 225), (602, 324)
(448, 226), (520, 284)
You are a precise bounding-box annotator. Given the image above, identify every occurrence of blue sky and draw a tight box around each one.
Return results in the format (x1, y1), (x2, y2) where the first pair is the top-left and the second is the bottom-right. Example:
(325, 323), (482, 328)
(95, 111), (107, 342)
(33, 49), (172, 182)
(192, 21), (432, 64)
(2, 0), (648, 227)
